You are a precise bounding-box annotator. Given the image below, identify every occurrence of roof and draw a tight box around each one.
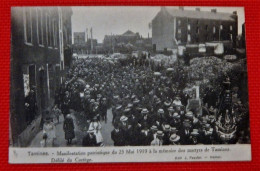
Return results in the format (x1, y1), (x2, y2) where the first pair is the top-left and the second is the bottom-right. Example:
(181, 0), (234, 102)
(122, 30), (137, 36)
(164, 8), (236, 21)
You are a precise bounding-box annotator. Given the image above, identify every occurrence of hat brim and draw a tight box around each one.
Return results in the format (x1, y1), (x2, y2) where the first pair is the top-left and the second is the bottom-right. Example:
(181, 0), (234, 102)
(170, 135), (180, 142)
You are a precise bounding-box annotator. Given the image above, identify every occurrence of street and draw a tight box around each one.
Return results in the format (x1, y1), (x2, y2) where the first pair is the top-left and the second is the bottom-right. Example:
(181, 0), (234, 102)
(29, 109), (114, 147)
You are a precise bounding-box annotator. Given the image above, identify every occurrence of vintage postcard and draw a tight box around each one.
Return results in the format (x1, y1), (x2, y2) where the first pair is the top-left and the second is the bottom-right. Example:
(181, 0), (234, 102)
(9, 6), (250, 163)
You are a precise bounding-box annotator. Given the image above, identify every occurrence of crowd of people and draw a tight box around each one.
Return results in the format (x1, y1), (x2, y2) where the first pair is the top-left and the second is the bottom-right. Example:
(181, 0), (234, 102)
(49, 54), (249, 147)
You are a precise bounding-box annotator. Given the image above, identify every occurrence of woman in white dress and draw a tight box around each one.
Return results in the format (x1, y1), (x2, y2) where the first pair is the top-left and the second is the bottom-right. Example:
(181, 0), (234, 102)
(43, 117), (56, 147)
(88, 116), (103, 146)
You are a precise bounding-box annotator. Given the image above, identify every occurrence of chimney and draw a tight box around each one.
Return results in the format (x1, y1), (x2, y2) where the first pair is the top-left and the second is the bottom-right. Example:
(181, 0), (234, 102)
(195, 8), (200, 11)
(233, 11), (237, 15)
(179, 6), (184, 10)
(211, 9), (217, 13)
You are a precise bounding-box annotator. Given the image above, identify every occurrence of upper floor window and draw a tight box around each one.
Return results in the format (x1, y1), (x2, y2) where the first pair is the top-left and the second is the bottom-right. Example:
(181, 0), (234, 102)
(37, 8), (43, 46)
(187, 24), (191, 31)
(230, 25), (233, 31)
(187, 34), (191, 43)
(196, 27), (199, 34)
(23, 8), (33, 45)
(220, 25), (223, 30)
(213, 26), (216, 34)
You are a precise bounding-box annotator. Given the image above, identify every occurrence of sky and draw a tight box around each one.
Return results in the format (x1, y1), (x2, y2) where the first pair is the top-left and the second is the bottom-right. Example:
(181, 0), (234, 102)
(71, 6), (245, 43)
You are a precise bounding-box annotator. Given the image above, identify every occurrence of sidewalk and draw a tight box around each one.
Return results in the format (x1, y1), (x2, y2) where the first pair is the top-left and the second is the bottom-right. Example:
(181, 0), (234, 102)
(29, 113), (81, 147)
(29, 109), (115, 147)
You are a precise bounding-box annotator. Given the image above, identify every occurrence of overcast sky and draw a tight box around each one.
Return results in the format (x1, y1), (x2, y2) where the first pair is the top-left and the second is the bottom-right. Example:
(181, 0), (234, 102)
(71, 6), (245, 43)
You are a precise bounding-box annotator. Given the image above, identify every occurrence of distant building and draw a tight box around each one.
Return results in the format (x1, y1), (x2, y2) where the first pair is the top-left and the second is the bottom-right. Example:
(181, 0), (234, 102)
(103, 30), (141, 52)
(152, 7), (238, 52)
(10, 7), (73, 146)
(74, 32), (85, 45)
(86, 38), (98, 53)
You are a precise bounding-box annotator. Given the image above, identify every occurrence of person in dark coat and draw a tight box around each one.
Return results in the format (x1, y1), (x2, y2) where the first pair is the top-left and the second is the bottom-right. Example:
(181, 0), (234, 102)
(63, 114), (75, 145)
(111, 123), (125, 146)
(179, 119), (192, 145)
(82, 128), (97, 146)
(100, 98), (108, 123)
(162, 124), (171, 145)
(139, 126), (153, 146)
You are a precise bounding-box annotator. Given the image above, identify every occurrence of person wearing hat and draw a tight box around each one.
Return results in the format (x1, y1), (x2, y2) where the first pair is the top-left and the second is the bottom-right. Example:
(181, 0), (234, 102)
(140, 109), (153, 129)
(88, 115), (103, 146)
(139, 124), (153, 146)
(202, 124), (214, 144)
(172, 96), (182, 106)
(111, 123), (125, 146)
(82, 127), (98, 147)
(120, 115), (133, 146)
(162, 124), (171, 145)
(63, 114), (75, 145)
(190, 129), (200, 145)
(179, 119), (192, 145)
(169, 133), (181, 145)
(151, 130), (164, 146)
(132, 98), (141, 119)
(156, 109), (166, 128)
(165, 107), (175, 127)
(150, 125), (159, 141)
(112, 104), (122, 125)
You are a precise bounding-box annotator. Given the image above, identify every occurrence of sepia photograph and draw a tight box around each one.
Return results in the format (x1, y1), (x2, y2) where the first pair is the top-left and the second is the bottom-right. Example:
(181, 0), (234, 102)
(9, 6), (250, 163)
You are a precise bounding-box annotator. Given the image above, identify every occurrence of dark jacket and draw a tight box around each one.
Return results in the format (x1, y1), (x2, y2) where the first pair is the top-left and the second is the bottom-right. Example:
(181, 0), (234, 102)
(111, 129), (125, 146)
(82, 133), (97, 146)
(63, 118), (75, 140)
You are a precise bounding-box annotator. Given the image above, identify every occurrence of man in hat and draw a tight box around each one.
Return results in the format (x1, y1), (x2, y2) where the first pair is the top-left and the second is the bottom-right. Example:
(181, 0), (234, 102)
(190, 129), (200, 145)
(119, 115), (133, 145)
(162, 124), (171, 145)
(172, 96), (182, 106)
(156, 109), (166, 128)
(112, 104), (122, 125)
(179, 119), (192, 145)
(111, 123), (125, 146)
(151, 130), (164, 146)
(140, 108), (153, 129)
(82, 128), (98, 147)
(169, 133), (181, 145)
(139, 124), (153, 146)
(166, 107), (175, 127)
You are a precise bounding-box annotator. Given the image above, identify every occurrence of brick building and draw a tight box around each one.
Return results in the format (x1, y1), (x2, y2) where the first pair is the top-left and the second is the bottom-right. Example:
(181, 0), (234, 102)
(74, 32), (85, 44)
(152, 7), (238, 52)
(10, 7), (73, 146)
(103, 30), (141, 53)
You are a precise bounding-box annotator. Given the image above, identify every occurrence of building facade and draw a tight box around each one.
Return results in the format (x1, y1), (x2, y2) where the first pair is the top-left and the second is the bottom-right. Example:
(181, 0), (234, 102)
(103, 30), (141, 53)
(152, 7), (238, 52)
(10, 7), (73, 147)
(74, 32), (85, 45)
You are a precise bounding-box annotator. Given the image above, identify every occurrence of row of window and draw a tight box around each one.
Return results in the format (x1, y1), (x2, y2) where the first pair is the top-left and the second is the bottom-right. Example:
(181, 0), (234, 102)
(23, 8), (59, 48)
(177, 19), (233, 31)
(177, 32), (233, 43)
(177, 24), (233, 35)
